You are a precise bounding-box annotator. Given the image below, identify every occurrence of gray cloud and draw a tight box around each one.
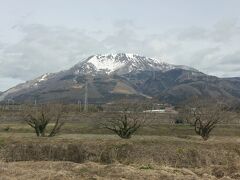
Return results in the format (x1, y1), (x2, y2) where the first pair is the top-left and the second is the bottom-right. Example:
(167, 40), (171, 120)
(211, 18), (240, 42)
(219, 51), (240, 65)
(177, 27), (208, 41)
(113, 19), (136, 28)
(0, 24), (106, 81)
(1, 19), (240, 91)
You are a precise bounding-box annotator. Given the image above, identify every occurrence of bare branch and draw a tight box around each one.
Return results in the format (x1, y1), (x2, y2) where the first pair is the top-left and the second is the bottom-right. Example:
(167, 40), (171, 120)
(24, 104), (65, 137)
(100, 105), (145, 139)
(179, 97), (226, 140)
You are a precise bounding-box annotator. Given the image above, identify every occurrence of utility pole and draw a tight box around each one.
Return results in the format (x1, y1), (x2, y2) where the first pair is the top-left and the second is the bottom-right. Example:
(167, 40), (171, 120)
(7, 99), (10, 110)
(78, 100), (82, 112)
(206, 70), (209, 91)
(84, 80), (88, 112)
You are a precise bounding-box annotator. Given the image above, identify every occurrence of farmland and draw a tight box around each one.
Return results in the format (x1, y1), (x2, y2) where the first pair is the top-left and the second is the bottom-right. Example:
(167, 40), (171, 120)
(0, 105), (240, 179)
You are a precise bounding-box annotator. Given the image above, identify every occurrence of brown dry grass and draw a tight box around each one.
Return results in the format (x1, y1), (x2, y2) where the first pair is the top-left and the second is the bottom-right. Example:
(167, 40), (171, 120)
(1, 161), (239, 180)
(0, 135), (239, 166)
(0, 135), (240, 179)
(0, 109), (240, 179)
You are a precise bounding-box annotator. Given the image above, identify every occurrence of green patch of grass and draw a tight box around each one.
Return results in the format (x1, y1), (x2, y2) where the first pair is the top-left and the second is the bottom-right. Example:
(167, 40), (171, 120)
(140, 164), (154, 170)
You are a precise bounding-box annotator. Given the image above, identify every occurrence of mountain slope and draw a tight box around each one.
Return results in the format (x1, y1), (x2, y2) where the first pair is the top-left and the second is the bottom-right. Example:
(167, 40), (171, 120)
(1, 53), (240, 104)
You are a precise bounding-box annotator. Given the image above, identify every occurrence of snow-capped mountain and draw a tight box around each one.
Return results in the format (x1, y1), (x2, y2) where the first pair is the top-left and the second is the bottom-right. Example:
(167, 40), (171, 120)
(0, 73), (54, 101)
(1, 53), (240, 104)
(72, 53), (197, 75)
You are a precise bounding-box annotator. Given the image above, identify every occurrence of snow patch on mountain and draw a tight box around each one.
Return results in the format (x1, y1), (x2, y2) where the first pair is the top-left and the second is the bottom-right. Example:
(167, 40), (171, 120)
(0, 73), (52, 101)
(74, 53), (196, 75)
(38, 73), (49, 82)
(88, 54), (126, 73)
(33, 73), (51, 86)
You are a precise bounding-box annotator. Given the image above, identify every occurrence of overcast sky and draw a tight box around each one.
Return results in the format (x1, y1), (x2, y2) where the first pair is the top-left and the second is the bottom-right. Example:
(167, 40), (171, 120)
(1, 0), (240, 91)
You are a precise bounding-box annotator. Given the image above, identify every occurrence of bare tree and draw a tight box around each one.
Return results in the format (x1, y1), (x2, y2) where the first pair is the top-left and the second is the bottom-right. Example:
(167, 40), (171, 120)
(25, 104), (65, 137)
(181, 98), (226, 140)
(101, 107), (145, 139)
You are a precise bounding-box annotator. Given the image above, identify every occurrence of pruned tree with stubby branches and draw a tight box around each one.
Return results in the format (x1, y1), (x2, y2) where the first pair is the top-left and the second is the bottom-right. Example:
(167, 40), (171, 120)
(25, 104), (65, 137)
(101, 106), (145, 139)
(180, 98), (226, 140)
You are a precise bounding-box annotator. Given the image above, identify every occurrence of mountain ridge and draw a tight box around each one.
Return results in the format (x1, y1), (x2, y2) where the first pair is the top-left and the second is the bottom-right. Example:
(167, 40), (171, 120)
(1, 53), (240, 105)
(72, 53), (198, 75)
